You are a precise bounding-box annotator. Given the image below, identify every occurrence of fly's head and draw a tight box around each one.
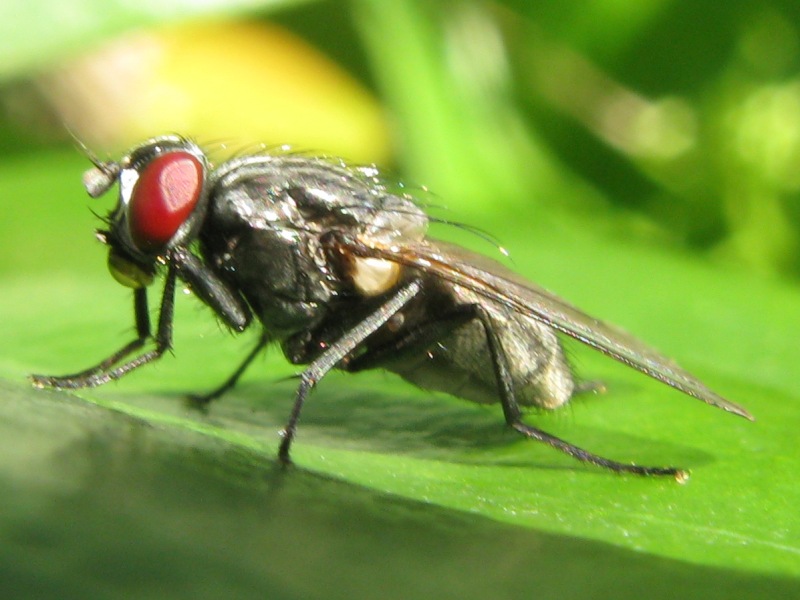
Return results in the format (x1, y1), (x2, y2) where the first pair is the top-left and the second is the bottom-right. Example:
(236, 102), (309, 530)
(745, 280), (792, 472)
(84, 136), (210, 289)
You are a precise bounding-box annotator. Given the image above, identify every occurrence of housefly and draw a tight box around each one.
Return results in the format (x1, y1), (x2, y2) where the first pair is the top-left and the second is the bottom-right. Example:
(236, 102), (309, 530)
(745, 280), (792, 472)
(31, 135), (752, 480)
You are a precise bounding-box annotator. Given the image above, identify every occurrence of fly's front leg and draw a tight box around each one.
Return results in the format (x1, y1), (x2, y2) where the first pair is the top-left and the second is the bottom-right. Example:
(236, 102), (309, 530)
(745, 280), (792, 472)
(170, 247), (250, 332)
(278, 280), (422, 464)
(31, 266), (179, 389)
(32, 246), (253, 396)
(31, 286), (151, 389)
(170, 246), (255, 405)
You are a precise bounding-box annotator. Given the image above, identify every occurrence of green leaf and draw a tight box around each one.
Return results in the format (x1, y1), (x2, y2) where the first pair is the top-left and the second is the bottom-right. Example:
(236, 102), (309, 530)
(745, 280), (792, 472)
(0, 0), (307, 80)
(3, 1), (800, 594)
(1, 147), (798, 598)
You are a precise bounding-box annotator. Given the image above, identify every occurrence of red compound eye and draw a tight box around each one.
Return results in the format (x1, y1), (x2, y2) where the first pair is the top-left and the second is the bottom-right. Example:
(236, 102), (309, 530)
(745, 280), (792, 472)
(128, 151), (203, 251)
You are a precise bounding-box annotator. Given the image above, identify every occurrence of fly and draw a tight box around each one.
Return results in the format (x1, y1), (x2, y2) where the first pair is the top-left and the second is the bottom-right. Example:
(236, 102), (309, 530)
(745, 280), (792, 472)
(31, 135), (753, 480)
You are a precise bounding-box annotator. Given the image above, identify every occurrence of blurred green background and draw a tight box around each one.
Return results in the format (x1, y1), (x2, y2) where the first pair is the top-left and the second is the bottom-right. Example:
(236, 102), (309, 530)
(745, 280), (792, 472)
(1, 0), (799, 598)
(6, 0), (800, 274)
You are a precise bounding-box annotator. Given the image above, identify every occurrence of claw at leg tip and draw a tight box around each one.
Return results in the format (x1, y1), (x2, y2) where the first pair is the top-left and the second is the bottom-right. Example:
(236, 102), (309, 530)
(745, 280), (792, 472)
(674, 469), (690, 484)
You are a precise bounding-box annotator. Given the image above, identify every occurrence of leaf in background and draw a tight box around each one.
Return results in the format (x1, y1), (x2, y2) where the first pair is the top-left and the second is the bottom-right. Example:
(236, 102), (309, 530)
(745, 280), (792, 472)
(34, 20), (390, 164)
(0, 0), (305, 80)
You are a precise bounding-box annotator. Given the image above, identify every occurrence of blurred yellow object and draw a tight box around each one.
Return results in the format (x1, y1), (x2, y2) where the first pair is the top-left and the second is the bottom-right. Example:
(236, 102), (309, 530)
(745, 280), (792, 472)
(40, 21), (391, 165)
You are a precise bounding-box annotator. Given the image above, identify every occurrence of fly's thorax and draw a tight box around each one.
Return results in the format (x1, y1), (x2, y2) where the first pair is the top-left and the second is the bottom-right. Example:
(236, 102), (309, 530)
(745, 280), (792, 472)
(199, 214), (336, 338)
(347, 194), (428, 296)
(197, 157), (346, 336)
(206, 153), (429, 240)
(205, 152), (430, 304)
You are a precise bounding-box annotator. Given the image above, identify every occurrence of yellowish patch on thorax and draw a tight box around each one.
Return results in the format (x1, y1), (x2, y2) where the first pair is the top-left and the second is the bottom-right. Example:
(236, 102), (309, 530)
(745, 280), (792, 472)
(351, 256), (401, 296)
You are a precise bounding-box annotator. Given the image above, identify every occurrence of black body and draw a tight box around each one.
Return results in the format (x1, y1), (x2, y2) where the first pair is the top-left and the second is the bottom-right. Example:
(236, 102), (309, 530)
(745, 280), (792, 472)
(31, 136), (752, 479)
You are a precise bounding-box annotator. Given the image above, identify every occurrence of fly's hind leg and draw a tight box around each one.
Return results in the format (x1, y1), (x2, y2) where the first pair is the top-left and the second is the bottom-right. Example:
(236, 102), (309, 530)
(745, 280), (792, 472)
(469, 304), (687, 480)
(347, 300), (686, 480)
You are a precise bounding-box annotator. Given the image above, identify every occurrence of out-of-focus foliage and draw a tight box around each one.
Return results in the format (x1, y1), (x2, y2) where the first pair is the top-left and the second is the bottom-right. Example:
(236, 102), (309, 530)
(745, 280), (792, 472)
(3, 18), (390, 164)
(4, 0), (800, 276)
(499, 1), (800, 276)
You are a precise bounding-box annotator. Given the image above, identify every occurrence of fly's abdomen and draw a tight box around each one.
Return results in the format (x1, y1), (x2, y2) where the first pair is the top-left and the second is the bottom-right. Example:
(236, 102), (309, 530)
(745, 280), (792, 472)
(377, 283), (575, 409)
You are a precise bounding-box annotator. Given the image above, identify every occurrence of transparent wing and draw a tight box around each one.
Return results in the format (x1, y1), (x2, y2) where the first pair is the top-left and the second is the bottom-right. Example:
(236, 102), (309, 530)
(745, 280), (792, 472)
(337, 235), (752, 420)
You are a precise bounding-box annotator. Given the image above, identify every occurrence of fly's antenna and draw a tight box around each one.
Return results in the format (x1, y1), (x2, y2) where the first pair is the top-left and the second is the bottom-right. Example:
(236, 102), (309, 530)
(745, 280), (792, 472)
(64, 126), (120, 198)
(64, 126), (104, 169)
